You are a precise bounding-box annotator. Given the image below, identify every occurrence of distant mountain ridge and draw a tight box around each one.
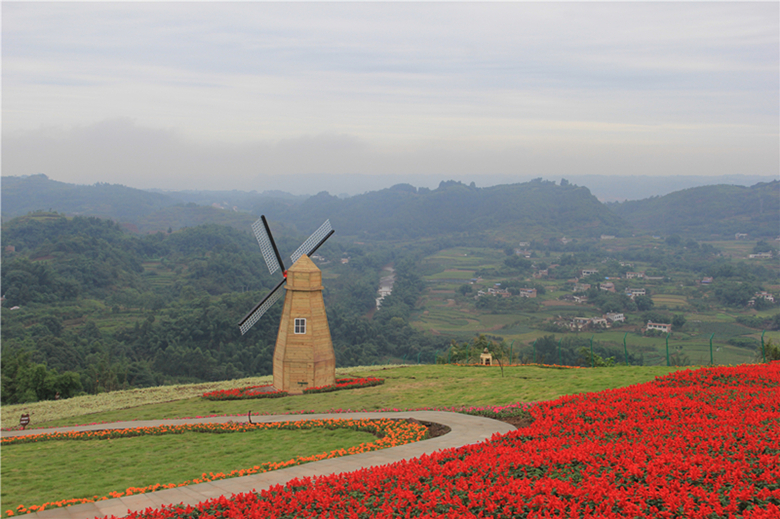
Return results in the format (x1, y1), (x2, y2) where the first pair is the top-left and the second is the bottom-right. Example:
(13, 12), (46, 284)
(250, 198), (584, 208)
(252, 179), (624, 240)
(3, 174), (777, 240)
(1, 174), (177, 221)
(609, 181), (779, 238)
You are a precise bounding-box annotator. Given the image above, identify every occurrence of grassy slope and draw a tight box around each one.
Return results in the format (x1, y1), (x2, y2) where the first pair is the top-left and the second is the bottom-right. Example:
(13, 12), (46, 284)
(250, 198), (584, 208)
(13, 364), (687, 429)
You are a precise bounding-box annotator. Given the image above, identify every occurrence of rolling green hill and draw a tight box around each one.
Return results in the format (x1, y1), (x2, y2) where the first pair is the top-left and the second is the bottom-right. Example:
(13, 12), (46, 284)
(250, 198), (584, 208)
(251, 179), (627, 240)
(3, 176), (627, 240)
(609, 181), (779, 238)
(1, 175), (177, 222)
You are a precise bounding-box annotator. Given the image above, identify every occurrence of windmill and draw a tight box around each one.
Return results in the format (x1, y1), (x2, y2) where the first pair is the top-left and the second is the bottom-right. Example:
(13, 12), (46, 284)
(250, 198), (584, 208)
(239, 215), (336, 393)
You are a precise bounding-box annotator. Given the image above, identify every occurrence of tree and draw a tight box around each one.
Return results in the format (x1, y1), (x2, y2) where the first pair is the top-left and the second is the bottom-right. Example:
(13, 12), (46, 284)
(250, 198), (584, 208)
(672, 314), (686, 329)
(635, 295), (655, 311)
(1, 349), (83, 404)
(753, 240), (774, 254)
(578, 347), (615, 367)
(763, 339), (780, 361)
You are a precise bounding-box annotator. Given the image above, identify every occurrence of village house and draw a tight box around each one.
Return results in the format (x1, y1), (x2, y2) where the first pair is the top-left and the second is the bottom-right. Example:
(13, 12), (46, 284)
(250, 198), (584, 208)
(572, 295), (588, 304)
(748, 292), (776, 306)
(600, 235), (616, 240)
(701, 277), (713, 284)
(591, 317), (608, 328)
(735, 233), (749, 240)
(485, 287), (511, 297)
(518, 288), (537, 298)
(749, 252), (772, 259)
(581, 269), (599, 277)
(646, 322), (672, 334)
(625, 288), (646, 298)
(625, 271), (644, 279)
(562, 316), (611, 331)
(600, 282), (616, 293)
(605, 312), (625, 323)
(573, 283), (591, 292)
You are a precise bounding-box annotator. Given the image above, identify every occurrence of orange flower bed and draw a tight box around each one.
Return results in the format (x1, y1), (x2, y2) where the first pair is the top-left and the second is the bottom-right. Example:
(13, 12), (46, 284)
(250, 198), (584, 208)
(2, 418), (428, 516)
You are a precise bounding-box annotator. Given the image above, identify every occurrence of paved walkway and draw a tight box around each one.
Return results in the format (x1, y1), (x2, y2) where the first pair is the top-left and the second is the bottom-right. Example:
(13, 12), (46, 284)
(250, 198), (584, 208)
(4, 411), (515, 519)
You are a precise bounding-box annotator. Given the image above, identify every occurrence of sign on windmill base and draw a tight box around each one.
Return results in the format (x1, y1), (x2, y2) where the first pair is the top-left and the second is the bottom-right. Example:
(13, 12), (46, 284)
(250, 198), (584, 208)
(273, 254), (335, 394)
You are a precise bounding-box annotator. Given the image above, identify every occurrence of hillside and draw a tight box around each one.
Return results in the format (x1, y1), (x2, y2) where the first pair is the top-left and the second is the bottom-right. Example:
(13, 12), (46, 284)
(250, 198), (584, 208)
(250, 179), (627, 240)
(609, 181), (779, 238)
(1, 214), (450, 401)
(133, 204), (259, 234)
(1, 175), (178, 222)
(3, 176), (627, 240)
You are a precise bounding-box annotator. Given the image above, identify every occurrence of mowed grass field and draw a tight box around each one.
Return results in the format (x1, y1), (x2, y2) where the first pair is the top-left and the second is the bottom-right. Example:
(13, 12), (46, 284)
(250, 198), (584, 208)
(12, 364), (688, 429)
(1, 427), (377, 515)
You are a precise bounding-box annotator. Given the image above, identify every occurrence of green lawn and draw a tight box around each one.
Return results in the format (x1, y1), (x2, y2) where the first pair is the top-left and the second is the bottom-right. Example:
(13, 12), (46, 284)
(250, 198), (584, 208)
(35, 364), (687, 428)
(1, 427), (377, 515)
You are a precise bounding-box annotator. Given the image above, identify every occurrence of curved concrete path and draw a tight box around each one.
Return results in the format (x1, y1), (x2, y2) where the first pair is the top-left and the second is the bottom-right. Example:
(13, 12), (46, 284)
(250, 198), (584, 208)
(4, 412), (515, 519)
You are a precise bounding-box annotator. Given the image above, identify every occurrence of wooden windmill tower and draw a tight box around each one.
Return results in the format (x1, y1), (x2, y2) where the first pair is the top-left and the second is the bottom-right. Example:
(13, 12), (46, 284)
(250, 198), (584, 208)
(239, 216), (336, 394)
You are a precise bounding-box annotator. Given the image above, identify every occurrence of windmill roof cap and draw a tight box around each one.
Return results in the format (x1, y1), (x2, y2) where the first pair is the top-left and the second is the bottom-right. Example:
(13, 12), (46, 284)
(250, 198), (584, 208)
(288, 254), (320, 273)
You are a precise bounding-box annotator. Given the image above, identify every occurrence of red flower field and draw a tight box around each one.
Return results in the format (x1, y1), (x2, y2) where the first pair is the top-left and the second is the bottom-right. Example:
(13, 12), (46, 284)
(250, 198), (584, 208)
(117, 362), (780, 518)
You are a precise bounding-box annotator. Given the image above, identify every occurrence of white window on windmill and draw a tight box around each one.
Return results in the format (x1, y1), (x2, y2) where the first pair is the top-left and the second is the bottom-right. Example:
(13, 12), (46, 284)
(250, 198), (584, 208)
(294, 318), (307, 334)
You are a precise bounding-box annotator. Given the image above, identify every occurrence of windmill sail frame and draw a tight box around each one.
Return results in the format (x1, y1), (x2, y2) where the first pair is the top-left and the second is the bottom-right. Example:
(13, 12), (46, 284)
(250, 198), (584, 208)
(239, 216), (334, 336)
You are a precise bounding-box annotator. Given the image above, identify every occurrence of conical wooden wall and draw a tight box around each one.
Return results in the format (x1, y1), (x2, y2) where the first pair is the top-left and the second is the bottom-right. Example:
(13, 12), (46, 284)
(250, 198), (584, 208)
(272, 255), (336, 394)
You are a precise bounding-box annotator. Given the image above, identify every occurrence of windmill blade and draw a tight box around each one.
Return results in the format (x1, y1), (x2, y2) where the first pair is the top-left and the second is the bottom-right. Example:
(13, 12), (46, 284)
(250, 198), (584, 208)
(290, 219), (334, 265)
(238, 279), (286, 335)
(252, 216), (285, 276)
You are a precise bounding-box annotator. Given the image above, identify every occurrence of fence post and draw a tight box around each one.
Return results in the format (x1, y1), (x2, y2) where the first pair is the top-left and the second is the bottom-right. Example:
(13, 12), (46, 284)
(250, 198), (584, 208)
(533, 339), (538, 364)
(762, 330), (766, 363)
(417, 351), (422, 364)
(590, 335), (594, 368)
(709, 333), (715, 366)
(666, 334), (670, 367)
(623, 332), (629, 366)
(509, 340), (515, 365)
(558, 338), (562, 366)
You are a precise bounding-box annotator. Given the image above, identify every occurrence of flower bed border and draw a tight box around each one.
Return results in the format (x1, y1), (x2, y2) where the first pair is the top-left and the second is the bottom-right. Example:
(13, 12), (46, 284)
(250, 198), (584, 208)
(201, 377), (384, 401)
(2, 417), (427, 517)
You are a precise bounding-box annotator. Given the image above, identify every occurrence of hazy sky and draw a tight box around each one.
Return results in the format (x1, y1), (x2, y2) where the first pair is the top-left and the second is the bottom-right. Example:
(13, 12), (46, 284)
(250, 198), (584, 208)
(2, 2), (778, 193)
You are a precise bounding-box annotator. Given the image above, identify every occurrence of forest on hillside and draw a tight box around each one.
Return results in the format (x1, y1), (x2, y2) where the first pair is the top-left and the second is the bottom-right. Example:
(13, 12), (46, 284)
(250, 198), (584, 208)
(1, 214), (452, 404)
(4, 174), (777, 240)
(609, 181), (779, 238)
